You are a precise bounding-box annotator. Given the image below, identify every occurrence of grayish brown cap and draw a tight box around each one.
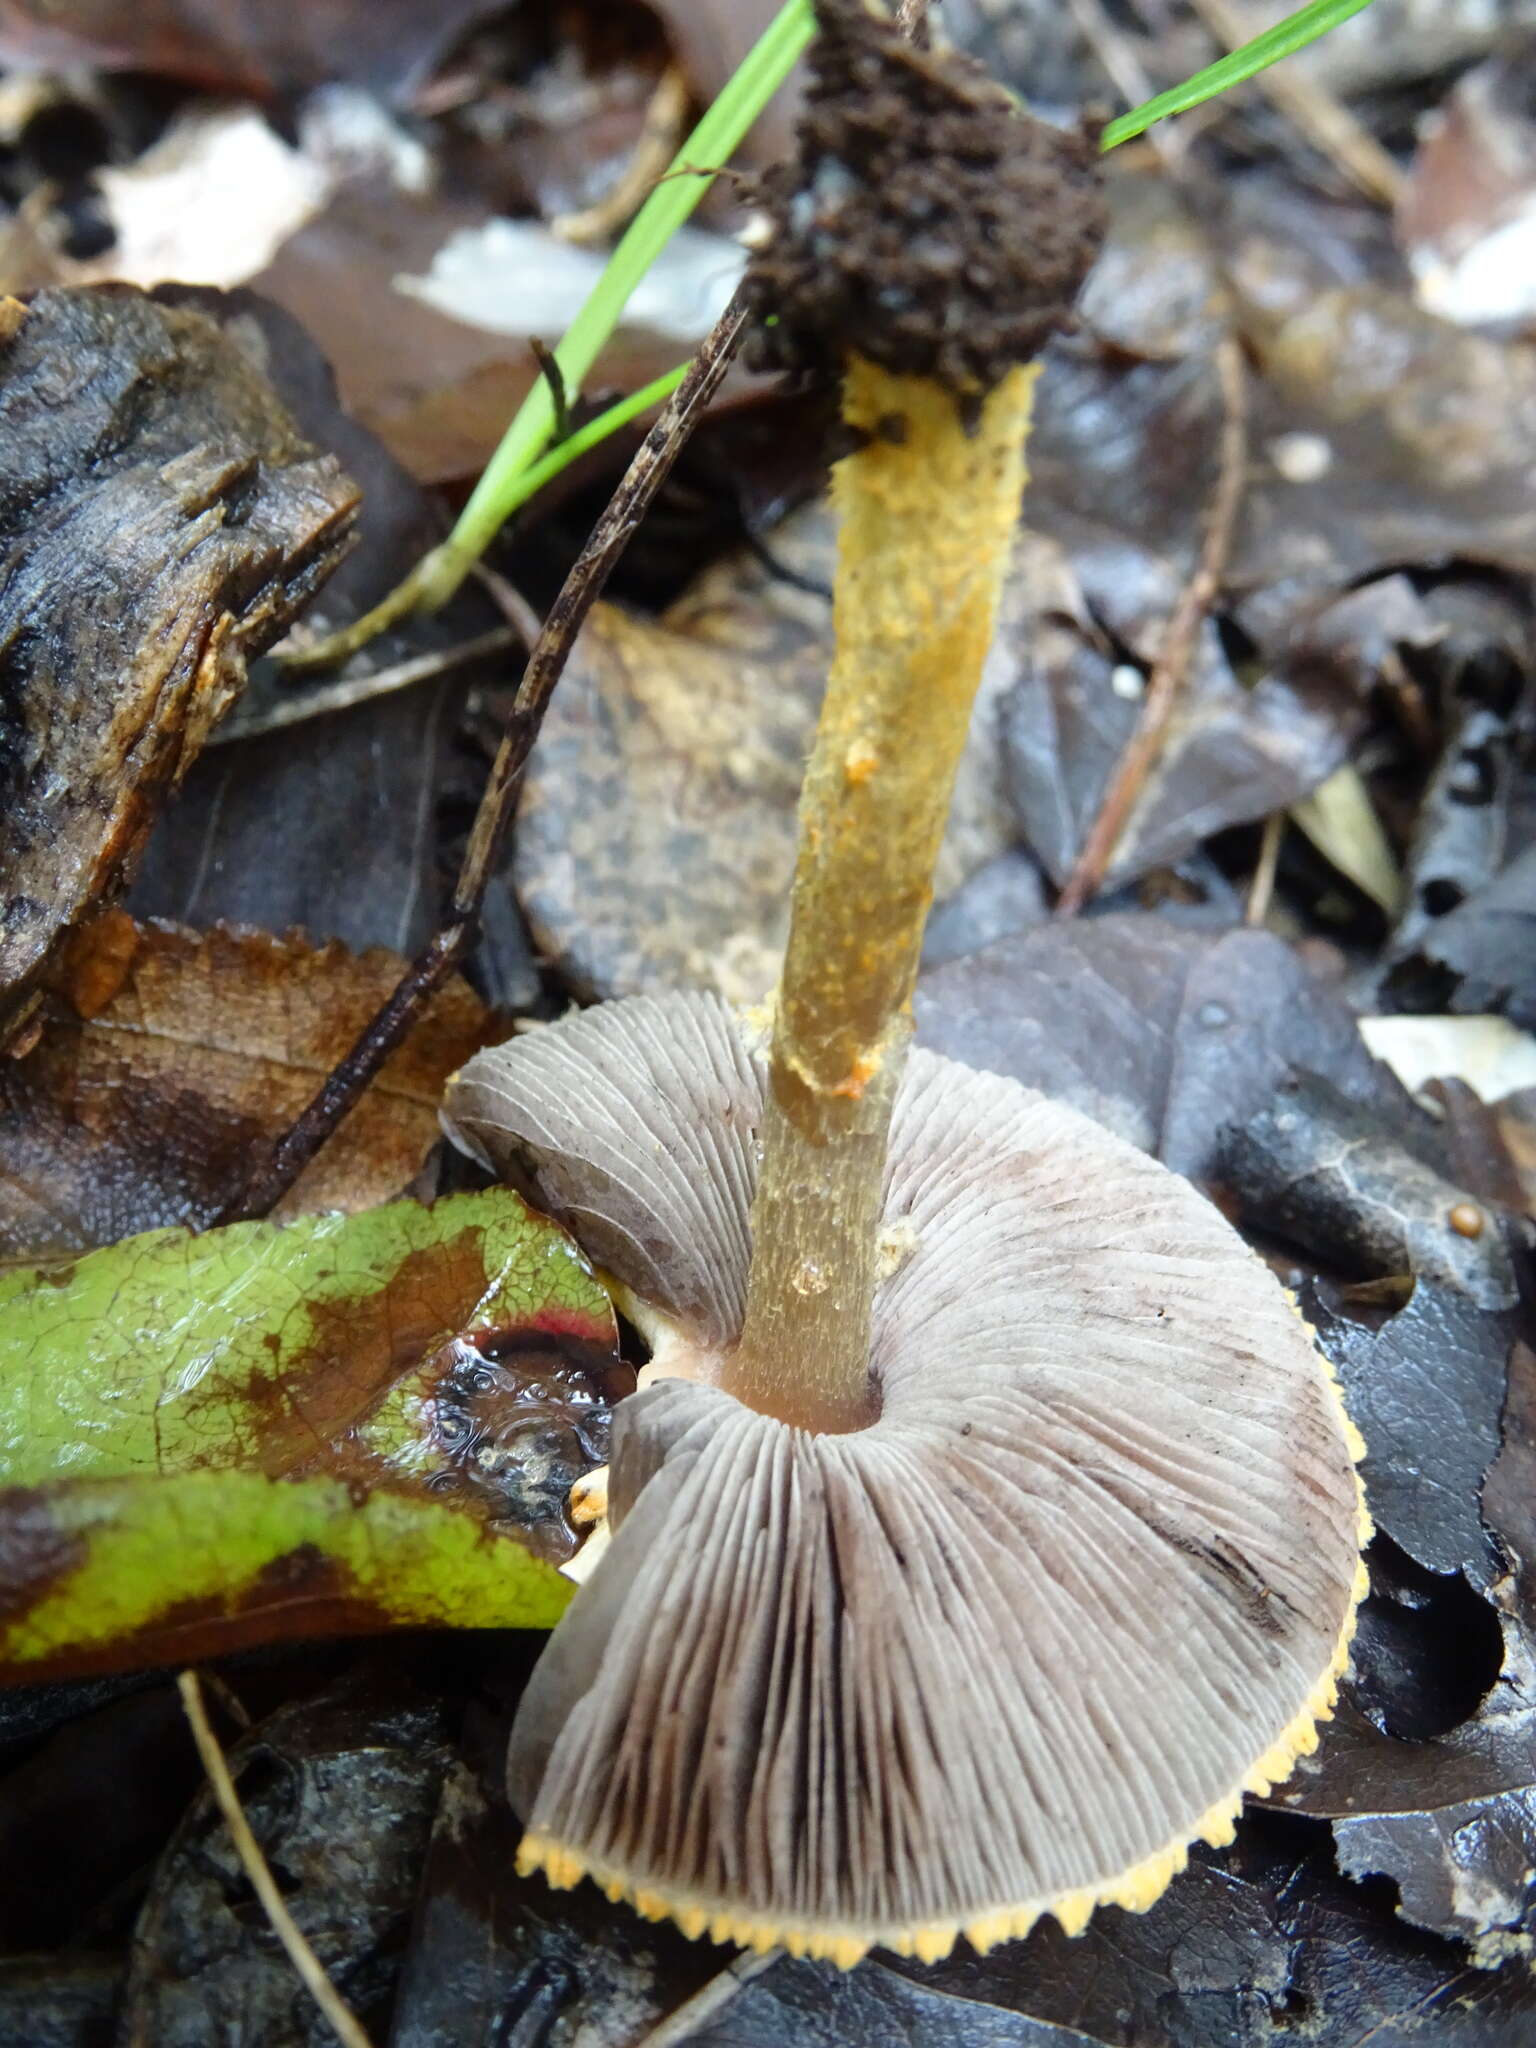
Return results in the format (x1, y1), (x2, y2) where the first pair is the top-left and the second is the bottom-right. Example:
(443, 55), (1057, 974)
(444, 994), (1368, 1965)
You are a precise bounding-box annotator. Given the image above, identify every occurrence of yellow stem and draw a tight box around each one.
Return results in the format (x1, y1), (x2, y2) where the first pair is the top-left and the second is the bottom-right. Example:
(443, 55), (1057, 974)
(726, 355), (1039, 1433)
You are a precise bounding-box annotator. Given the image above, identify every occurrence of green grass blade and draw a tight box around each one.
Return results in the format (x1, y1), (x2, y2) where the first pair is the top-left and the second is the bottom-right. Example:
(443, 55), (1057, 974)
(1102, 0), (1376, 150)
(396, 0), (1374, 617)
(488, 364), (691, 526)
(441, 0), (814, 581)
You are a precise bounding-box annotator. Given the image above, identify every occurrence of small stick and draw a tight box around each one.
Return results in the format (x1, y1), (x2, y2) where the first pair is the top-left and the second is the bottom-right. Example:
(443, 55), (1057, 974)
(1188, 0), (1405, 207)
(636, 1951), (784, 2047)
(554, 64), (693, 247)
(217, 294), (750, 1224)
(212, 627), (522, 745)
(1067, 0), (1160, 132)
(177, 1671), (374, 2048)
(1245, 810), (1284, 926)
(1378, 645), (1438, 761)
(470, 563), (544, 650)
(1056, 335), (1248, 916)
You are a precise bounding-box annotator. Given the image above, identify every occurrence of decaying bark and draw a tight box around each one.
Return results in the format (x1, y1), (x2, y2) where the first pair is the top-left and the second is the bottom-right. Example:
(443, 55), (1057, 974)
(0, 286), (358, 1050)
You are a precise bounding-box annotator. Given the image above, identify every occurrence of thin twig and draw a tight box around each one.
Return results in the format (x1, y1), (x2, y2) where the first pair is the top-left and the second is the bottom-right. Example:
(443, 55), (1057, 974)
(553, 63), (693, 246)
(1056, 335), (1249, 916)
(452, 292), (746, 924)
(1188, 0), (1405, 207)
(177, 1671), (374, 2048)
(1378, 644), (1438, 761)
(636, 1951), (783, 2047)
(217, 292), (751, 1224)
(471, 561), (546, 649)
(1245, 810), (1284, 926)
(1067, 0), (1160, 134)
(212, 627), (521, 745)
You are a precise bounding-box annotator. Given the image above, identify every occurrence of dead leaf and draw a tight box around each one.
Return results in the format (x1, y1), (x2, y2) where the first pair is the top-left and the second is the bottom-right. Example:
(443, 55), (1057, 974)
(430, 2), (675, 226)
(0, 1681), (202, 1958)
(120, 1670), (453, 2045)
(73, 102), (333, 292)
(913, 915), (1424, 1177)
(1290, 766), (1403, 916)
(0, 911), (493, 1267)
(392, 1745), (729, 2047)
(919, 849), (1048, 970)
(1305, 1279), (1517, 1587)
(1219, 1079), (1521, 1311)
(998, 573), (1395, 892)
(513, 503), (1014, 1003)
(0, 0), (500, 101)
(0, 285), (358, 1051)
(678, 1827), (1536, 2045)
(1359, 1016), (1536, 1106)
(1035, 174), (1536, 657)
(1386, 579), (1536, 969)
(1227, 271), (1536, 640)
(253, 173), (710, 484)
(1276, 1642), (1536, 1960)
(1400, 56), (1536, 330)
(1485, 1341), (1536, 1621)
(1385, 846), (1536, 1028)
(649, 0), (800, 166)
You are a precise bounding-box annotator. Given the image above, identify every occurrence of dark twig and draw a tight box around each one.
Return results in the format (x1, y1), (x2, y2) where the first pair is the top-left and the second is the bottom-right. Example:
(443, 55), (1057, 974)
(1056, 335), (1248, 916)
(455, 292), (748, 918)
(217, 292), (751, 1224)
(528, 338), (572, 442)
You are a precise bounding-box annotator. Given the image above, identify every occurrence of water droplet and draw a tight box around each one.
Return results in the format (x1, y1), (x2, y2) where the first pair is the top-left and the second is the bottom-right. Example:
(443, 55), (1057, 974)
(791, 1260), (829, 1298)
(1196, 1001), (1231, 1029)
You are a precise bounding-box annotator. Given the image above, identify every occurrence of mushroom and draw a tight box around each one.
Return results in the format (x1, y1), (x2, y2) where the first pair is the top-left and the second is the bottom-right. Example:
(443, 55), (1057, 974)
(441, 0), (1370, 1967)
(444, 991), (1368, 1965)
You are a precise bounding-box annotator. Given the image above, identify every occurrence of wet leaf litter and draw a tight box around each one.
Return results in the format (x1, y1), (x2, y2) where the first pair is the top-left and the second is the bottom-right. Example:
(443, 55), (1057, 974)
(1, 1), (1536, 2043)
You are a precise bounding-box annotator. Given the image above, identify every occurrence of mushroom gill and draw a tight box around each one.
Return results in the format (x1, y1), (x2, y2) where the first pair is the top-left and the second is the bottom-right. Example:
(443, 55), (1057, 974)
(444, 991), (1369, 1966)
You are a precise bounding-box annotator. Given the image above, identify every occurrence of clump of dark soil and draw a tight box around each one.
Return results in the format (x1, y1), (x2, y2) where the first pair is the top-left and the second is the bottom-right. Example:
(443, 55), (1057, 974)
(745, 0), (1106, 392)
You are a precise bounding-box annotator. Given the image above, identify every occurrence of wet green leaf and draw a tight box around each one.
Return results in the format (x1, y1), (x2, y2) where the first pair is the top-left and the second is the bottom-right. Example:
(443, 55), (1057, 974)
(0, 1190), (622, 1681)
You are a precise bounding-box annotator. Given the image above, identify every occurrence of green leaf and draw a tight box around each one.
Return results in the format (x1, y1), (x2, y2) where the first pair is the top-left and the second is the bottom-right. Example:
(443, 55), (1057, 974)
(1101, 0), (1377, 151)
(0, 1190), (620, 1681)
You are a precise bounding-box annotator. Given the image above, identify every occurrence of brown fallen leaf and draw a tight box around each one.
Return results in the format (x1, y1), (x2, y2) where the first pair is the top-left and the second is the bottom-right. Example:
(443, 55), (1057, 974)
(652, 0), (802, 166)
(0, 285), (358, 1050)
(1398, 56), (1536, 330)
(512, 503), (1014, 1002)
(0, 0), (500, 101)
(0, 911), (493, 1267)
(1221, 209), (1536, 641)
(255, 176), (708, 485)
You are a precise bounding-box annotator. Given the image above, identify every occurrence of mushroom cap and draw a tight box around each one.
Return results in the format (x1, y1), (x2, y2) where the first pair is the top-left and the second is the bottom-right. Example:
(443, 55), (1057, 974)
(444, 993), (1368, 1966)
